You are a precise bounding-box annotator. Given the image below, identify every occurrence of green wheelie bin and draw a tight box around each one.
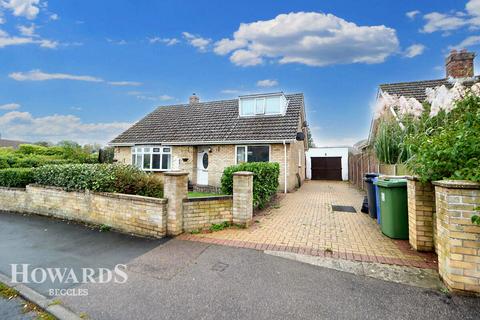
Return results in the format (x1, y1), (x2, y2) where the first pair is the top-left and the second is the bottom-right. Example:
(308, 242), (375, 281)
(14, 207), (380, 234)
(373, 178), (409, 239)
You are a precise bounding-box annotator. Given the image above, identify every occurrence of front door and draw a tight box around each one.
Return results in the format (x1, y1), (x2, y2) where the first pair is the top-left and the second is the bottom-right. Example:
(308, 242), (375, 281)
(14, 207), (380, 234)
(197, 149), (209, 185)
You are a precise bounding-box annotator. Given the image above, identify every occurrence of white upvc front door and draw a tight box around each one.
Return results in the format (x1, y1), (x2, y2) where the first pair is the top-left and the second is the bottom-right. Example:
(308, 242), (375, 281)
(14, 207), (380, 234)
(197, 148), (209, 185)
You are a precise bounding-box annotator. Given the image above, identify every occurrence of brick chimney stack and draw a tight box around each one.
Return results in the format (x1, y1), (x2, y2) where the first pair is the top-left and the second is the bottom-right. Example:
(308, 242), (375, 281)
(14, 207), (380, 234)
(445, 49), (475, 79)
(189, 93), (199, 104)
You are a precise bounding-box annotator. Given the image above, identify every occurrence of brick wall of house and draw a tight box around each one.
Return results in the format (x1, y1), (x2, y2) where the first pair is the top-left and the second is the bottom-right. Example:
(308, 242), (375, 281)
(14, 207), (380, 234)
(182, 196), (233, 232)
(0, 185), (167, 238)
(113, 143), (302, 192)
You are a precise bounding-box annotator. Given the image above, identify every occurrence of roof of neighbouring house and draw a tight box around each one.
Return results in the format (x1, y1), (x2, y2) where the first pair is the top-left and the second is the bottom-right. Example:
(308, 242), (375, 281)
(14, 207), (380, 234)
(0, 138), (28, 149)
(110, 93), (305, 145)
(379, 77), (480, 102)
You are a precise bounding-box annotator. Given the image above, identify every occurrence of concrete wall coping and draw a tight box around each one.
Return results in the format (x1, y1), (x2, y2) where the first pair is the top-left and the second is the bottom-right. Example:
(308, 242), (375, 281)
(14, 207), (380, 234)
(233, 171), (254, 176)
(432, 179), (480, 189)
(184, 195), (233, 202)
(164, 171), (189, 176)
(406, 176), (419, 181)
(27, 184), (167, 204)
(0, 186), (26, 191)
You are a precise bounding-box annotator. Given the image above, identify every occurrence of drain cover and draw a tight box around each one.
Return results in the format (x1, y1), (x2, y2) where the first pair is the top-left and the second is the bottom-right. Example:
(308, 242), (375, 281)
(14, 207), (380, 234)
(332, 205), (356, 213)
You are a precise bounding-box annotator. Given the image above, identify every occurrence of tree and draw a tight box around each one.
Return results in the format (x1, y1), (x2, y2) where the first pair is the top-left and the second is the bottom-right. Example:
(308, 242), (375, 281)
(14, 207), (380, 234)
(306, 127), (315, 148)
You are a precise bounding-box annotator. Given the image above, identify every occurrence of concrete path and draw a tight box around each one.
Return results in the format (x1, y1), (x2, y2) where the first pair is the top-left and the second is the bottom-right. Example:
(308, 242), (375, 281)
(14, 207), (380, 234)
(180, 181), (437, 268)
(0, 211), (479, 320)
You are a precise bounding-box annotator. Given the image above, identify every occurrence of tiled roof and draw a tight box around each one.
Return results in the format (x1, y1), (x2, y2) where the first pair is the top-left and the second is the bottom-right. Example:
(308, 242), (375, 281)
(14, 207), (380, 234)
(111, 93), (304, 145)
(379, 79), (451, 102)
(0, 139), (27, 149)
(379, 77), (480, 102)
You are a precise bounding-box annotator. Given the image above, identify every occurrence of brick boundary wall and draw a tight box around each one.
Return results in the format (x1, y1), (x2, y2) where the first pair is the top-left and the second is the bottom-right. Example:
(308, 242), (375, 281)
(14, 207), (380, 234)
(407, 177), (436, 252)
(433, 180), (480, 294)
(182, 196), (233, 232)
(0, 185), (167, 238)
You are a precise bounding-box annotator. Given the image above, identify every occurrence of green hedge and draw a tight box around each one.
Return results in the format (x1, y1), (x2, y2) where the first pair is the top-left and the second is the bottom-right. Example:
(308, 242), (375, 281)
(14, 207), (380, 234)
(34, 164), (163, 198)
(221, 162), (280, 209)
(0, 168), (35, 188)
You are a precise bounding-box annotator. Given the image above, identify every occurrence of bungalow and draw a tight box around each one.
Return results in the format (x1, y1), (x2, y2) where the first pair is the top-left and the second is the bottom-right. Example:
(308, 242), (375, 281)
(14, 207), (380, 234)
(110, 92), (308, 192)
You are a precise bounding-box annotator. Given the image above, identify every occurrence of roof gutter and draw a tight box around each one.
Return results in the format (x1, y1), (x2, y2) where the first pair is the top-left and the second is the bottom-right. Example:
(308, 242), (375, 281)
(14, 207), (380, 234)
(109, 139), (296, 147)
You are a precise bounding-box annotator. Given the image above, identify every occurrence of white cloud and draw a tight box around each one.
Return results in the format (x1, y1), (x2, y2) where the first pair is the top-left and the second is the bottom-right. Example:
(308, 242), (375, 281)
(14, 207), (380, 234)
(182, 32), (211, 52)
(0, 111), (131, 145)
(451, 35), (480, 48)
(9, 69), (103, 82)
(135, 94), (173, 101)
(213, 12), (399, 67)
(404, 44), (426, 58)
(9, 69), (141, 86)
(149, 37), (179, 46)
(0, 28), (57, 48)
(421, 1), (480, 33)
(108, 81), (142, 86)
(17, 24), (36, 36)
(0, 103), (20, 110)
(406, 10), (420, 20)
(49, 13), (58, 20)
(1, 0), (42, 20)
(256, 79), (278, 87)
(106, 38), (127, 45)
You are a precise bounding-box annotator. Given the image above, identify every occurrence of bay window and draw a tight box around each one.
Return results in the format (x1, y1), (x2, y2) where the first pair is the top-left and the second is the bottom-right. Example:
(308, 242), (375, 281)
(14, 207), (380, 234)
(131, 146), (172, 171)
(236, 145), (270, 163)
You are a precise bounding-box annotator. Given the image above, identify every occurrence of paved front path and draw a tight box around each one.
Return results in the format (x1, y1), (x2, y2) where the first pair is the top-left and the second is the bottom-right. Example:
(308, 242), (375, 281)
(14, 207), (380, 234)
(180, 181), (437, 269)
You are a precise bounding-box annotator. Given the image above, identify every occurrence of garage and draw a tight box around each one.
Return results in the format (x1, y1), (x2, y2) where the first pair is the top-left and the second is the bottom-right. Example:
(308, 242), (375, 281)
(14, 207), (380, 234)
(306, 147), (350, 181)
(311, 157), (342, 180)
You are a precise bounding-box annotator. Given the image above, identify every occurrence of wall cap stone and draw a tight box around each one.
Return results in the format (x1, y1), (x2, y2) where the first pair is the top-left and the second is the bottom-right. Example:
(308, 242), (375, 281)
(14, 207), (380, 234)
(432, 180), (480, 189)
(233, 171), (254, 176)
(406, 176), (419, 181)
(184, 195), (233, 202)
(164, 171), (189, 176)
(0, 186), (26, 191)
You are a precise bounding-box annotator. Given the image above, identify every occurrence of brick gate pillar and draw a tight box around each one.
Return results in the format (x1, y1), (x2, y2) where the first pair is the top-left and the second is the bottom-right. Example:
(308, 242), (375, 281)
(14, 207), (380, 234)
(164, 171), (188, 236)
(233, 171), (253, 227)
(407, 177), (436, 252)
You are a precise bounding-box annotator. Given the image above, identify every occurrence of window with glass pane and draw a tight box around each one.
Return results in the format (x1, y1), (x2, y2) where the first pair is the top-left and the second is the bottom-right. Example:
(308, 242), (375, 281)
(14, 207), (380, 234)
(265, 96), (281, 114)
(247, 146), (269, 162)
(131, 146), (171, 171)
(236, 146), (246, 163)
(241, 99), (255, 115)
(255, 98), (265, 114)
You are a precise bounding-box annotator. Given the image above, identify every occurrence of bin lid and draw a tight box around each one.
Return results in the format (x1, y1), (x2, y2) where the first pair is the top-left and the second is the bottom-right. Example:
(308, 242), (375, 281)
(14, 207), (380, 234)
(374, 178), (407, 188)
(365, 173), (379, 178)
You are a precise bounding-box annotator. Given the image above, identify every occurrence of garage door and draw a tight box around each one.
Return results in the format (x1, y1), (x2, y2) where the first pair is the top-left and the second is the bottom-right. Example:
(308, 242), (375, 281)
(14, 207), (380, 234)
(311, 157), (342, 180)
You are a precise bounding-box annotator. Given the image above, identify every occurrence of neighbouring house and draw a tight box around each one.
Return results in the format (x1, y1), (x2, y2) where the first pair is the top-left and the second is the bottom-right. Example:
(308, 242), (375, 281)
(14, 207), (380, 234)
(110, 92), (308, 192)
(0, 137), (28, 149)
(350, 49), (480, 189)
(306, 147), (350, 181)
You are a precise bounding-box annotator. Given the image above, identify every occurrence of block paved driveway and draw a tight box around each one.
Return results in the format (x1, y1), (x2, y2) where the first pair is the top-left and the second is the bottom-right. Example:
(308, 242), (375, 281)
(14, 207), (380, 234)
(180, 181), (437, 269)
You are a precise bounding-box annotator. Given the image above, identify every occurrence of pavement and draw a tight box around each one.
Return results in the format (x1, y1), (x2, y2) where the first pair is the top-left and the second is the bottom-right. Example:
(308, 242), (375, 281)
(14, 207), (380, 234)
(179, 181), (437, 269)
(0, 211), (479, 320)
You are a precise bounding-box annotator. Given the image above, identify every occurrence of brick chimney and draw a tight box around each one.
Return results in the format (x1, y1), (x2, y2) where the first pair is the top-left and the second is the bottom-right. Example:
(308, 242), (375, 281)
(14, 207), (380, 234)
(445, 49), (475, 79)
(189, 93), (199, 104)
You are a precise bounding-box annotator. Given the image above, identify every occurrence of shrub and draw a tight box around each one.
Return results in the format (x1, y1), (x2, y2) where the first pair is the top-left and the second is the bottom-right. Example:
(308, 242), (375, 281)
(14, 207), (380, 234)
(0, 168), (35, 188)
(221, 162), (280, 209)
(405, 95), (480, 183)
(34, 164), (163, 198)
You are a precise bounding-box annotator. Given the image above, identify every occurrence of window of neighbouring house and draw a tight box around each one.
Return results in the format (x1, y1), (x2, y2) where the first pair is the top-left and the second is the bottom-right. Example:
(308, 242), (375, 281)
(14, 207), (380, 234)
(236, 145), (270, 163)
(131, 146), (172, 171)
(239, 93), (287, 116)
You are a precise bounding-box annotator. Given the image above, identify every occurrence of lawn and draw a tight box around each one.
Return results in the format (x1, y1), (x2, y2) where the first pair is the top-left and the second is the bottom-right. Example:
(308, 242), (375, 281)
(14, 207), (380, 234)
(188, 191), (225, 198)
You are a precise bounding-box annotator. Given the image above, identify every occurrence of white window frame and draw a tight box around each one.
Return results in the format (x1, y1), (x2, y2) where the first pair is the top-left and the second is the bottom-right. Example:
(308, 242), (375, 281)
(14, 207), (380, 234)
(131, 145), (172, 171)
(239, 94), (287, 117)
(235, 145), (271, 164)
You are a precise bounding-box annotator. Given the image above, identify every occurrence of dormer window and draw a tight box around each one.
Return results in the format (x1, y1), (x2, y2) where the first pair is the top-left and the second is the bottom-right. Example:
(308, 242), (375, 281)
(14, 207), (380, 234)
(239, 93), (287, 116)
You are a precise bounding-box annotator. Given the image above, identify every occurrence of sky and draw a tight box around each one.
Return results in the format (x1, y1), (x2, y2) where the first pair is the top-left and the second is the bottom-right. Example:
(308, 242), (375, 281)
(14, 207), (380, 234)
(1, 0), (480, 146)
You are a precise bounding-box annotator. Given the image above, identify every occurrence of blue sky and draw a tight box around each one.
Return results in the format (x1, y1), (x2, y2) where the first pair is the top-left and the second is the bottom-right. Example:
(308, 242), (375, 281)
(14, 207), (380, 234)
(0, 0), (479, 145)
